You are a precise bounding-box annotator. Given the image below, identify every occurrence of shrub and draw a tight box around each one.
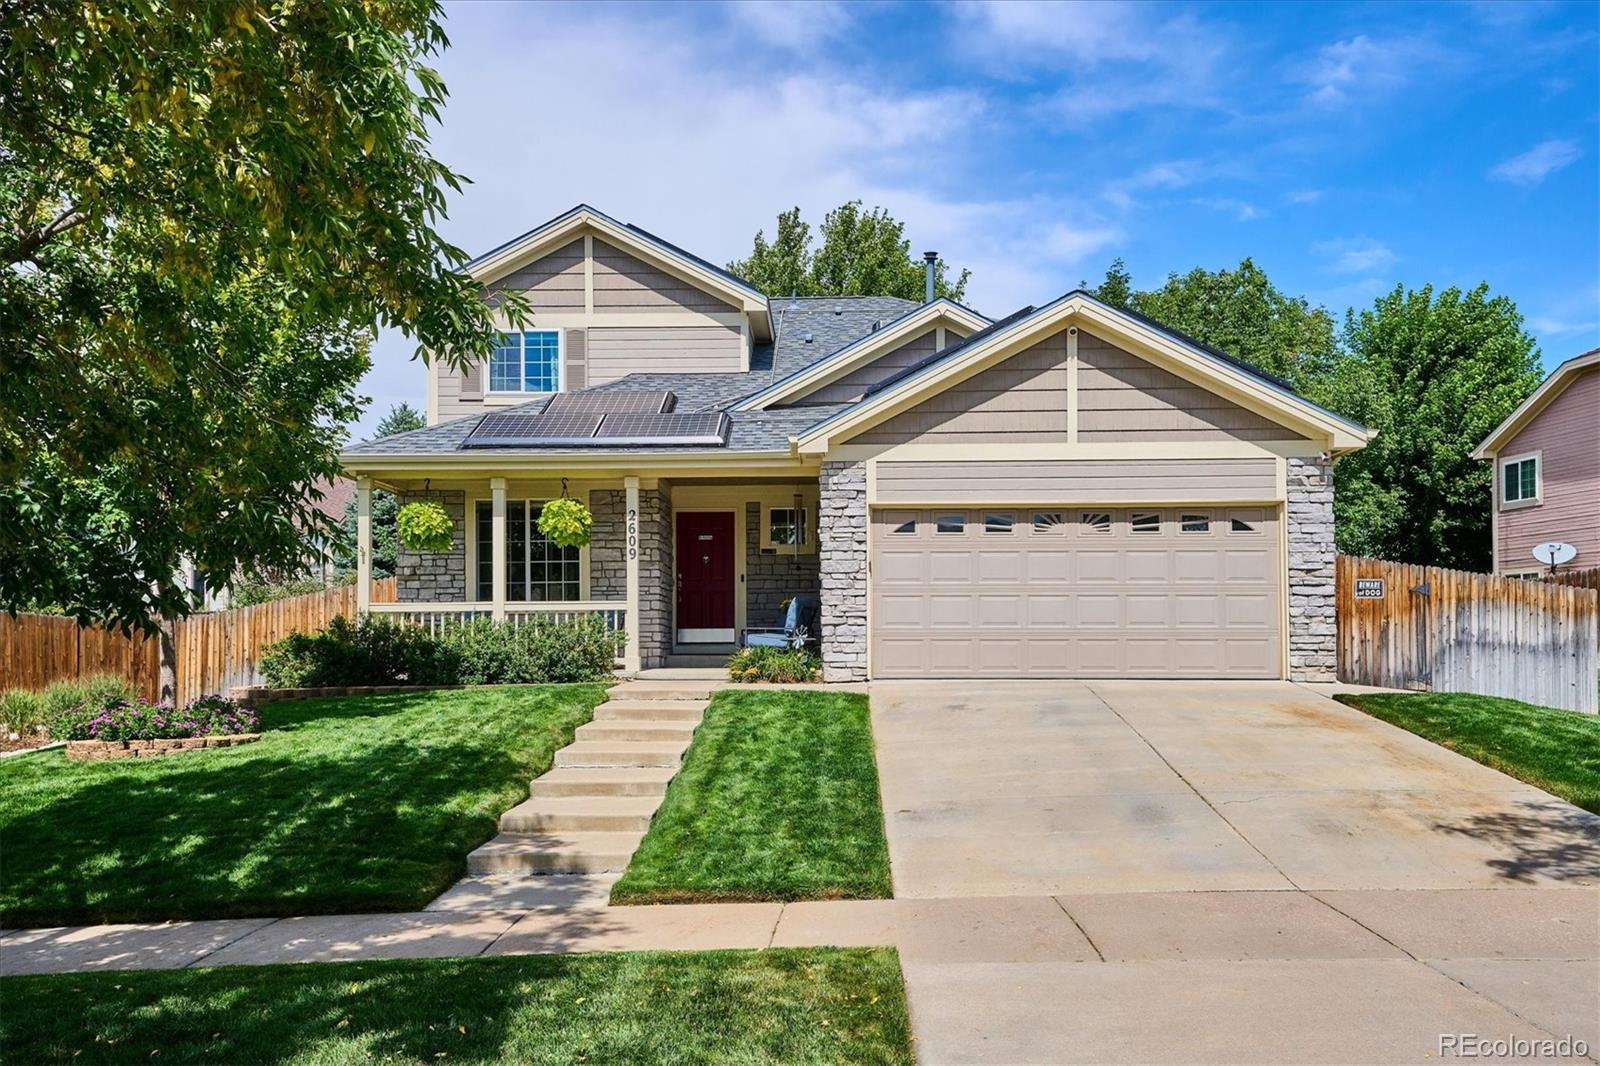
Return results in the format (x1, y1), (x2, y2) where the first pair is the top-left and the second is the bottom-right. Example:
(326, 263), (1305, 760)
(536, 497), (593, 548)
(231, 577), (338, 607)
(49, 694), (259, 741)
(258, 615), (455, 688)
(0, 689), (46, 737)
(257, 614), (622, 688)
(727, 646), (822, 684)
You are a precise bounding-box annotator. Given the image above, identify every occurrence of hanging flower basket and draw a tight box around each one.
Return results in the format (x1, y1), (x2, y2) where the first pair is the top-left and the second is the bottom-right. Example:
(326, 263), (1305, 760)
(396, 500), (455, 553)
(538, 497), (593, 549)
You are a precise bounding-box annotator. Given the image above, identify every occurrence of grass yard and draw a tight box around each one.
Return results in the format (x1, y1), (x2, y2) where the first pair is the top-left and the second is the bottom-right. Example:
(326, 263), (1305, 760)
(1335, 691), (1600, 813)
(611, 689), (892, 904)
(0, 685), (604, 927)
(0, 948), (915, 1066)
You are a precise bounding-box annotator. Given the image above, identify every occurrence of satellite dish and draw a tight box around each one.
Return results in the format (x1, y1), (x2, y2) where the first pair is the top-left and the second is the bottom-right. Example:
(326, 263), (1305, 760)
(1532, 542), (1577, 567)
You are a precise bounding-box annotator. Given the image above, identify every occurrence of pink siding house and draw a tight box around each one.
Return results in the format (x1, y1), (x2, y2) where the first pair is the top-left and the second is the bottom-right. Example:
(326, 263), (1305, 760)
(1473, 349), (1600, 576)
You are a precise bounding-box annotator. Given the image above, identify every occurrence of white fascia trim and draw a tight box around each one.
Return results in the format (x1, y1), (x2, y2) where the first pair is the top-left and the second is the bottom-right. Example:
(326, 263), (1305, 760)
(734, 299), (992, 411)
(794, 292), (1375, 455)
(1471, 349), (1599, 459)
(462, 205), (772, 337)
(341, 450), (817, 476)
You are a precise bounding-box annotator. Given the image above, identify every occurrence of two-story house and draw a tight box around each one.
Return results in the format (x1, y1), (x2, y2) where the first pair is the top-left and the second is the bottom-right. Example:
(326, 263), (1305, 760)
(1473, 348), (1600, 577)
(341, 205), (1372, 681)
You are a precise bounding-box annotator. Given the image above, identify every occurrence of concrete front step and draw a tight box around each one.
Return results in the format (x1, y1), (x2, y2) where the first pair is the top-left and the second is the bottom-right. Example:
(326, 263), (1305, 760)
(499, 795), (661, 833)
(575, 720), (698, 744)
(606, 683), (719, 702)
(553, 740), (688, 768)
(594, 700), (705, 722)
(529, 766), (678, 798)
(466, 831), (645, 875)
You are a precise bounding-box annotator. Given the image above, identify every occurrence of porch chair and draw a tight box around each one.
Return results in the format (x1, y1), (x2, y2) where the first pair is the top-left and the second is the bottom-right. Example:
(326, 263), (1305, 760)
(743, 593), (820, 650)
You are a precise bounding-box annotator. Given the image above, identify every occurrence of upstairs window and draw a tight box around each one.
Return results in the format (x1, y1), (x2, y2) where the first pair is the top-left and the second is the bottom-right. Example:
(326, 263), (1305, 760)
(489, 330), (561, 393)
(1502, 455), (1538, 504)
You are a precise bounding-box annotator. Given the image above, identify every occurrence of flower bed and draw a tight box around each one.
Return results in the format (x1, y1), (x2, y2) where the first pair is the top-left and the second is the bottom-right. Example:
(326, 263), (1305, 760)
(51, 694), (260, 761)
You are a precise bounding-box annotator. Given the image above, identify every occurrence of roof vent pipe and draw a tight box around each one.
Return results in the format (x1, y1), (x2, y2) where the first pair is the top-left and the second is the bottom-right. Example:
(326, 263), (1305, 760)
(923, 251), (938, 303)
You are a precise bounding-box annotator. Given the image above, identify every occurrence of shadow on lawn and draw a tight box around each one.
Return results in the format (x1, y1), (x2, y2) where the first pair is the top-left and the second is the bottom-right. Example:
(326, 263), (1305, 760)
(0, 692), (558, 928)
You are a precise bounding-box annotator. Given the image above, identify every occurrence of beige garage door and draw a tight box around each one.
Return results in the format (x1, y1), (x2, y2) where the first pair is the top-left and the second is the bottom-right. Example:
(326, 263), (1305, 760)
(871, 507), (1282, 679)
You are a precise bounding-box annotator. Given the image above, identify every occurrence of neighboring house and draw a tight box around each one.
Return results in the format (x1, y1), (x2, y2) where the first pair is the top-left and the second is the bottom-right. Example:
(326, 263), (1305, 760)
(342, 204), (1373, 681)
(1472, 349), (1600, 578)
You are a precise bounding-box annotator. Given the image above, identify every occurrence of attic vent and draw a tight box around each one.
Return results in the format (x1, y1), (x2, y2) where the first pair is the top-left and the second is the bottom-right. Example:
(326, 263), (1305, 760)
(870, 319), (883, 332)
(803, 332), (814, 343)
(833, 304), (843, 316)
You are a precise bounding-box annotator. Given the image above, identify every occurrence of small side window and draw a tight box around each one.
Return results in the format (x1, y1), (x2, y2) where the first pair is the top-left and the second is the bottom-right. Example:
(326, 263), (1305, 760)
(1180, 513), (1211, 534)
(1033, 512), (1065, 533)
(891, 518), (915, 535)
(1131, 512), (1161, 534)
(984, 513), (1014, 534)
(935, 514), (965, 535)
(1229, 517), (1259, 533)
(1080, 512), (1111, 534)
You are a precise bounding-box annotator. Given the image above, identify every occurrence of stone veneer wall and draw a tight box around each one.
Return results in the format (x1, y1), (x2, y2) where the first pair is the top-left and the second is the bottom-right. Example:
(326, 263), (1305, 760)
(588, 489), (626, 602)
(395, 489), (466, 602)
(636, 485), (673, 668)
(1286, 456), (1337, 682)
(818, 461), (868, 681)
(744, 502), (822, 632)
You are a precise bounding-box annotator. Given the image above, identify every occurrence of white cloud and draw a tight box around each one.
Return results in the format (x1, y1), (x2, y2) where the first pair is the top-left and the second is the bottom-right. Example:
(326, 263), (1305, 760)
(1286, 189), (1324, 205)
(1293, 35), (1427, 106)
(1314, 236), (1397, 275)
(726, 0), (853, 50)
(1193, 197), (1262, 222)
(1489, 139), (1583, 185)
(1528, 315), (1598, 336)
(1103, 160), (1205, 209)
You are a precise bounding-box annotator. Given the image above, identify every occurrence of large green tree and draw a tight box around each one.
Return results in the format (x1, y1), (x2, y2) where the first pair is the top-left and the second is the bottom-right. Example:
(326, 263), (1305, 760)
(729, 202), (970, 302)
(1091, 257), (1338, 392)
(0, 1), (522, 650)
(1322, 284), (1541, 570)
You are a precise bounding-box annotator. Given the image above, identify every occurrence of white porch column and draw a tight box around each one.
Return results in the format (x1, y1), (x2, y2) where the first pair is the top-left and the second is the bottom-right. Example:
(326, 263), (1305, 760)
(623, 475), (642, 674)
(355, 477), (373, 614)
(491, 477), (507, 622)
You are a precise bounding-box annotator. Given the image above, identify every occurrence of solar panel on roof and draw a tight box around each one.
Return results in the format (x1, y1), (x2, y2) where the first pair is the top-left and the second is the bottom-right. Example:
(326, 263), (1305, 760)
(594, 412), (727, 442)
(460, 406), (728, 448)
(542, 391), (675, 416)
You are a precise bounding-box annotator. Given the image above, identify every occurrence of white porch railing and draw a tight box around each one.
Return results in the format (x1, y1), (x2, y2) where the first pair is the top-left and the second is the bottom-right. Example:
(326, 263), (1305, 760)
(367, 601), (627, 638)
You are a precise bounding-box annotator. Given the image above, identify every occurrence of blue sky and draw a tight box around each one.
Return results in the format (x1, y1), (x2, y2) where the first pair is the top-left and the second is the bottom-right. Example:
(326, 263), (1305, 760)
(354, 0), (1599, 438)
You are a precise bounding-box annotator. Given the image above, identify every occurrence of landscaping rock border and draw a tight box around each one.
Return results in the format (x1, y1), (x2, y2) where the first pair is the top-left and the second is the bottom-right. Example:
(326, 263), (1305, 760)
(67, 734), (261, 762)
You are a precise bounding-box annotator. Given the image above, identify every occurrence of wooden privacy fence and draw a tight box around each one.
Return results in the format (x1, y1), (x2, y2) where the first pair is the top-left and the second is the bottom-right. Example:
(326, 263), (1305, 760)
(1549, 566), (1600, 645)
(1337, 556), (1598, 714)
(0, 577), (395, 704)
(0, 613), (163, 701)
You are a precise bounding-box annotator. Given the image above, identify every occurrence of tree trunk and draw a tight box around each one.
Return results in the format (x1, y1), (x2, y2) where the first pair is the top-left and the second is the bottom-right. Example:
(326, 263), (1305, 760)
(157, 614), (178, 703)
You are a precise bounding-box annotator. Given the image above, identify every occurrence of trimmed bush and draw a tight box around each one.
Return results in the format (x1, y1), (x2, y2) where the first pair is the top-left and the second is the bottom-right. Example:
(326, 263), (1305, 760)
(50, 694), (258, 742)
(728, 646), (822, 684)
(0, 690), (46, 737)
(258, 614), (622, 688)
(258, 615), (455, 688)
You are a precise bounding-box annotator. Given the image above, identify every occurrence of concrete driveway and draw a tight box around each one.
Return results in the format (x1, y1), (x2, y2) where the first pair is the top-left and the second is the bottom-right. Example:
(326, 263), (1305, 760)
(872, 680), (1600, 1063)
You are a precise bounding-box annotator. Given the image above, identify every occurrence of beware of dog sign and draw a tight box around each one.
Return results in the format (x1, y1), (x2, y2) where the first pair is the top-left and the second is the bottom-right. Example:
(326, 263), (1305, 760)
(1354, 578), (1385, 599)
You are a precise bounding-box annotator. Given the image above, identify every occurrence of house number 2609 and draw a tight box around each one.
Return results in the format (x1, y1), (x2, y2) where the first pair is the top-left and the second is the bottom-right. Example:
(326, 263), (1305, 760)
(626, 507), (638, 561)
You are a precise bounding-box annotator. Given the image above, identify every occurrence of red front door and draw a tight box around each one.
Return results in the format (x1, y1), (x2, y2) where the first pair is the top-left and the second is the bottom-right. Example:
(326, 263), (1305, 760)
(676, 511), (736, 642)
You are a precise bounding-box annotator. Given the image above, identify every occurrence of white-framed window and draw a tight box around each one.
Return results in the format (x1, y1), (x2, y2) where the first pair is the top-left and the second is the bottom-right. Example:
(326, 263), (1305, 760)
(1080, 512), (1111, 534)
(768, 506), (808, 547)
(474, 500), (581, 602)
(935, 514), (965, 535)
(1131, 512), (1162, 534)
(984, 513), (1014, 534)
(1180, 513), (1212, 534)
(489, 330), (561, 394)
(1501, 453), (1539, 505)
(1229, 516), (1260, 533)
(1033, 512), (1065, 533)
(886, 513), (917, 535)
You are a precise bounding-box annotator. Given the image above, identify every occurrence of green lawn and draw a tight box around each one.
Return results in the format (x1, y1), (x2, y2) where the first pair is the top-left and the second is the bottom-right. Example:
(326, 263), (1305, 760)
(611, 689), (892, 904)
(1335, 691), (1600, 813)
(0, 685), (603, 927)
(0, 948), (914, 1066)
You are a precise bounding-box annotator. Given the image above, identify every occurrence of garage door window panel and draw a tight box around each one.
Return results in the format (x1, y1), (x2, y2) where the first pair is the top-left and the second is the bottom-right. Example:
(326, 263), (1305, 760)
(984, 513), (1015, 534)
(1081, 512), (1112, 534)
(1181, 513), (1212, 534)
(1131, 512), (1163, 534)
(935, 514), (965, 535)
(1033, 512), (1066, 534)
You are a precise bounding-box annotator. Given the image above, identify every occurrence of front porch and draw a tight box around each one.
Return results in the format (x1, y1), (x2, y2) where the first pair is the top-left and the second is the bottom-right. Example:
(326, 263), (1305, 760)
(351, 473), (822, 673)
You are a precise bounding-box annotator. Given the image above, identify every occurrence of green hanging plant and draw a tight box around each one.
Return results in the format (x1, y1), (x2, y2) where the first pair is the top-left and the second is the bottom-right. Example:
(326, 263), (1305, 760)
(538, 497), (593, 549)
(396, 500), (455, 553)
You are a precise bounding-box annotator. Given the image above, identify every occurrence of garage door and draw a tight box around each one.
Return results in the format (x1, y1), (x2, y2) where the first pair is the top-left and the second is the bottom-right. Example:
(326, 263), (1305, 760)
(871, 507), (1281, 679)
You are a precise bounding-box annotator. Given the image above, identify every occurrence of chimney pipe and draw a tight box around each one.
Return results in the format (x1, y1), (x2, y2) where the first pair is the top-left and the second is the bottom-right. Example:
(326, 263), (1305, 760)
(923, 251), (938, 303)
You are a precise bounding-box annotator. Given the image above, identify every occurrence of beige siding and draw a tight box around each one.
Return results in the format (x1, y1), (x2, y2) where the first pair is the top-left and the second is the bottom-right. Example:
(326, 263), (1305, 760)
(855, 331), (1071, 444)
(874, 458), (1280, 505)
(482, 238), (585, 310)
(1498, 367), (1600, 572)
(800, 329), (941, 405)
(1077, 331), (1303, 441)
(587, 325), (743, 385)
(592, 239), (738, 314)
